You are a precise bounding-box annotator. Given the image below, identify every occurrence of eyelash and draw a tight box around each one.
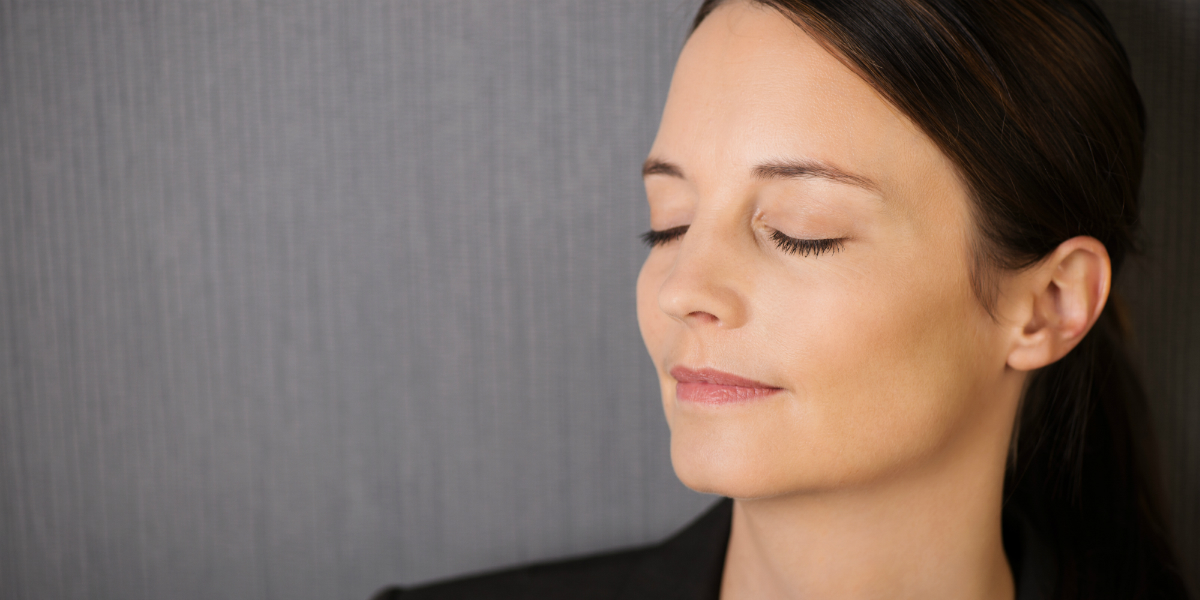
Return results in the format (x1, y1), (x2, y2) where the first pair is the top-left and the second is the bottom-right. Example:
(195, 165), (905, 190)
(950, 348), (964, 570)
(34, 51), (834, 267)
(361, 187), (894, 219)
(640, 225), (845, 257)
(639, 225), (689, 247)
(768, 230), (846, 257)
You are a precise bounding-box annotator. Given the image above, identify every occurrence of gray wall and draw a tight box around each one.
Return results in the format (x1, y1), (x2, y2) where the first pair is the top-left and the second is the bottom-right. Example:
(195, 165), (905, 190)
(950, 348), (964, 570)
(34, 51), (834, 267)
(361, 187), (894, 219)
(0, 1), (1195, 599)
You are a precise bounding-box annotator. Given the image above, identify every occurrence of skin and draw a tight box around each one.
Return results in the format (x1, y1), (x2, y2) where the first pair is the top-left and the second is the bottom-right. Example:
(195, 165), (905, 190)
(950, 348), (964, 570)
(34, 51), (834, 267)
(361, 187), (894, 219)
(635, 3), (1111, 599)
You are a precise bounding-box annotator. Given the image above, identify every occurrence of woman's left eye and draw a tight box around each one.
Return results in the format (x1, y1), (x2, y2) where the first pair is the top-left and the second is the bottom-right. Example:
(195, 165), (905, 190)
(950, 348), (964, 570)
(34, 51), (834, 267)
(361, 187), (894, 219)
(770, 230), (845, 257)
(640, 225), (689, 248)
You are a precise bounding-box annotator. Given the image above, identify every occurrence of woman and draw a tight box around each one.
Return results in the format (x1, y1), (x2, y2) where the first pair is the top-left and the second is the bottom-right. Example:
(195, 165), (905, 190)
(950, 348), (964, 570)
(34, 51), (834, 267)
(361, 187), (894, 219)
(376, 0), (1189, 598)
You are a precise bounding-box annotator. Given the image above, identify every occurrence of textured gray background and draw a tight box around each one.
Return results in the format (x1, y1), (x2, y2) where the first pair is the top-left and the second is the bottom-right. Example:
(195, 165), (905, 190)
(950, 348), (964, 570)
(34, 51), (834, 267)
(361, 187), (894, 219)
(0, 1), (1196, 599)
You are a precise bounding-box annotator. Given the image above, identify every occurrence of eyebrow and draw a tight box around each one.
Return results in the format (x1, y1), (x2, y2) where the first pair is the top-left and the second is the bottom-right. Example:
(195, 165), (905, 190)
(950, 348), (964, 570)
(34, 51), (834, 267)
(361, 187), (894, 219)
(642, 157), (878, 193)
(642, 158), (684, 179)
(753, 159), (878, 192)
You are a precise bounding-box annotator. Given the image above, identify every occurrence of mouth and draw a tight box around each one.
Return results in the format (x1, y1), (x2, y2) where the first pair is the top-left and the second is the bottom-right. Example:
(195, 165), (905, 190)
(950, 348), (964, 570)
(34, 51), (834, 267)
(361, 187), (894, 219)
(669, 366), (783, 405)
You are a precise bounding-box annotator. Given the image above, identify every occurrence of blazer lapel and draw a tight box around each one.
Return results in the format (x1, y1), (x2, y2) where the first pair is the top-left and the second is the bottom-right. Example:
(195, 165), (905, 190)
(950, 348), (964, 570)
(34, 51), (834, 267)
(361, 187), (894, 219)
(616, 499), (731, 600)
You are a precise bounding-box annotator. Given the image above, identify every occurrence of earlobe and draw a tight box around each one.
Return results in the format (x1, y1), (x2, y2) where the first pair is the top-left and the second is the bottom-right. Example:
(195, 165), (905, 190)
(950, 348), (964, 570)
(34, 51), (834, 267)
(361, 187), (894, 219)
(1005, 237), (1111, 372)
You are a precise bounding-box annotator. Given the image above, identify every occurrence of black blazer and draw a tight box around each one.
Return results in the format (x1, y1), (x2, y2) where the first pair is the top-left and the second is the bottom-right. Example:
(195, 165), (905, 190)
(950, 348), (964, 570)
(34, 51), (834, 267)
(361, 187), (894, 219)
(373, 499), (1056, 600)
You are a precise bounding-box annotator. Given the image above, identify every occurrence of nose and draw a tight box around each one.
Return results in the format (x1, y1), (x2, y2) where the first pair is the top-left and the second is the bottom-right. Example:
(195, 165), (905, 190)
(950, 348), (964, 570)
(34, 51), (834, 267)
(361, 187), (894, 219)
(656, 221), (750, 329)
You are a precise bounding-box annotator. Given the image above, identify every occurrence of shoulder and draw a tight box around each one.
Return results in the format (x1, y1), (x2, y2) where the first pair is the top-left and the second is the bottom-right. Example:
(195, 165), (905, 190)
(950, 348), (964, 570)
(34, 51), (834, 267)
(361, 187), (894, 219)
(371, 498), (732, 600)
(372, 545), (651, 600)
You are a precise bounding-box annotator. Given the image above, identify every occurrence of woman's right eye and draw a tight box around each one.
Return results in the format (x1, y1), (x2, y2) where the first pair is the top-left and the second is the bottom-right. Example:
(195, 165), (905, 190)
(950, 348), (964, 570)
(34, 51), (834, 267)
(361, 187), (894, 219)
(640, 225), (689, 248)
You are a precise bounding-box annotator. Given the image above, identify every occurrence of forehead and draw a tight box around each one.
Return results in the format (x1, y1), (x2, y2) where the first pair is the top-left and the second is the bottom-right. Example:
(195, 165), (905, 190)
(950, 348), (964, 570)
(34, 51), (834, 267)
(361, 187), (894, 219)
(653, 2), (945, 198)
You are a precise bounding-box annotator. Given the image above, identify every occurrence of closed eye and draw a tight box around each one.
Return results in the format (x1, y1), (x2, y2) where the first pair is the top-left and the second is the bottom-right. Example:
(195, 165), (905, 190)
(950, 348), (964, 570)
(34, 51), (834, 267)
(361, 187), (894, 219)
(640, 225), (689, 247)
(641, 225), (844, 257)
(770, 230), (845, 257)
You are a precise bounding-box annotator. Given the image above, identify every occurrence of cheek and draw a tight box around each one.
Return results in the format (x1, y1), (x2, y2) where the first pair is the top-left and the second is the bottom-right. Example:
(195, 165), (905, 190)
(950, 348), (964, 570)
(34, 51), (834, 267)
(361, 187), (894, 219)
(801, 276), (982, 436)
(635, 252), (669, 367)
(758, 250), (993, 485)
(638, 253), (686, 433)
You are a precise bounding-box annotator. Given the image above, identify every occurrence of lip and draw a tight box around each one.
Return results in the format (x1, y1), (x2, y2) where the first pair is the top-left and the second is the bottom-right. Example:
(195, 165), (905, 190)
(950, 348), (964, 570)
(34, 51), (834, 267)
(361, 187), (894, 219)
(669, 366), (783, 405)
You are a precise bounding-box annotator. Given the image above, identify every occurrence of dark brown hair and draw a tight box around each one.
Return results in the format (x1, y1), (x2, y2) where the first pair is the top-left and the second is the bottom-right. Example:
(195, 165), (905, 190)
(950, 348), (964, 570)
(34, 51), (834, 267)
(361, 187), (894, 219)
(691, 0), (1189, 598)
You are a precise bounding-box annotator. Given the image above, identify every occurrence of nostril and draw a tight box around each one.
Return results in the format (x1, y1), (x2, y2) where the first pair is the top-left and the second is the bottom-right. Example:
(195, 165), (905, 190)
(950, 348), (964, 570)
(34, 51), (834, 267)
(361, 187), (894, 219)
(687, 311), (720, 325)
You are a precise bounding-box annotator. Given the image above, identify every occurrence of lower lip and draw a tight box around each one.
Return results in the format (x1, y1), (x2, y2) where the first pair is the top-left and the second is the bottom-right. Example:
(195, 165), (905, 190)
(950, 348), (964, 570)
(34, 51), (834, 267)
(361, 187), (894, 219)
(676, 382), (781, 405)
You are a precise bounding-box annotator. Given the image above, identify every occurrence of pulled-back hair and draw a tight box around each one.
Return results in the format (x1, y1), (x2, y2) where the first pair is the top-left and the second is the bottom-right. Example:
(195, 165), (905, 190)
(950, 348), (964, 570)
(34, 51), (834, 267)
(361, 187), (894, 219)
(692, 1), (1189, 597)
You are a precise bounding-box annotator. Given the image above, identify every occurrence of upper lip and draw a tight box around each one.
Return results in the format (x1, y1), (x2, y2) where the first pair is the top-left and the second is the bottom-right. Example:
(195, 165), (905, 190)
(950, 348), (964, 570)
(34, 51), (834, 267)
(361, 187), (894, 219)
(669, 366), (781, 389)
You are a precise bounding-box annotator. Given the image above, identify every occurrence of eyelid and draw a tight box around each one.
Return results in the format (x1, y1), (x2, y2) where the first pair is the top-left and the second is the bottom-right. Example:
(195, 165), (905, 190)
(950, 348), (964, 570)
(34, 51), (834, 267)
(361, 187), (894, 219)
(641, 225), (689, 247)
(769, 229), (845, 257)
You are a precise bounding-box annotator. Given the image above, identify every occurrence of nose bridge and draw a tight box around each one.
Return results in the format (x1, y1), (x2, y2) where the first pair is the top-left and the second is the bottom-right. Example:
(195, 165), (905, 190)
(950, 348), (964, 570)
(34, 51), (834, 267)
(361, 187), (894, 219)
(657, 210), (751, 329)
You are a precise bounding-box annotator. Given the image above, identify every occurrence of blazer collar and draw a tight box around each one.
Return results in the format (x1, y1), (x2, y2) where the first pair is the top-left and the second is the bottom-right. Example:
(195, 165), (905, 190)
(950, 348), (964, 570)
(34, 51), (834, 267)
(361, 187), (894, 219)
(617, 499), (731, 600)
(616, 498), (1057, 600)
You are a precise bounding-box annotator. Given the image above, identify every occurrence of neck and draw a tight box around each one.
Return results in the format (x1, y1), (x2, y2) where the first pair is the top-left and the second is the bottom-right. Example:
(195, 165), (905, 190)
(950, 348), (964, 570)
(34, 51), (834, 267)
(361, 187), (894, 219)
(719, 425), (1016, 600)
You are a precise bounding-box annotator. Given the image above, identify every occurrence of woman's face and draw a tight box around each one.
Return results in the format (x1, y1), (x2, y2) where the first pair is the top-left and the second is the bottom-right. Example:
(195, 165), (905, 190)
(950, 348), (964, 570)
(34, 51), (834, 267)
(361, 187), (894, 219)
(637, 1), (1015, 499)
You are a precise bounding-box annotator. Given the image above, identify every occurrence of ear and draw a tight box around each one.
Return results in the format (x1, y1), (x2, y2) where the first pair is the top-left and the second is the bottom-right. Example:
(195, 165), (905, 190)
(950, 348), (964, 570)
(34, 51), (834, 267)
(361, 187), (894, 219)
(1003, 236), (1112, 372)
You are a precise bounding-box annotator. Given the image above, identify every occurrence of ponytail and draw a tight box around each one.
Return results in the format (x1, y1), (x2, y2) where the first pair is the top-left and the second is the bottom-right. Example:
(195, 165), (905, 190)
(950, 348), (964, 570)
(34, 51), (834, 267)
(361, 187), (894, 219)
(1009, 294), (1188, 597)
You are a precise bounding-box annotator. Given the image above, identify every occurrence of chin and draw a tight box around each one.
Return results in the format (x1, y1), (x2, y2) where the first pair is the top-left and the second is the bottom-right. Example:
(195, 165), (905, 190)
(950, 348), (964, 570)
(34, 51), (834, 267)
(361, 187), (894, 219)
(669, 426), (820, 500)
(666, 410), (928, 500)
